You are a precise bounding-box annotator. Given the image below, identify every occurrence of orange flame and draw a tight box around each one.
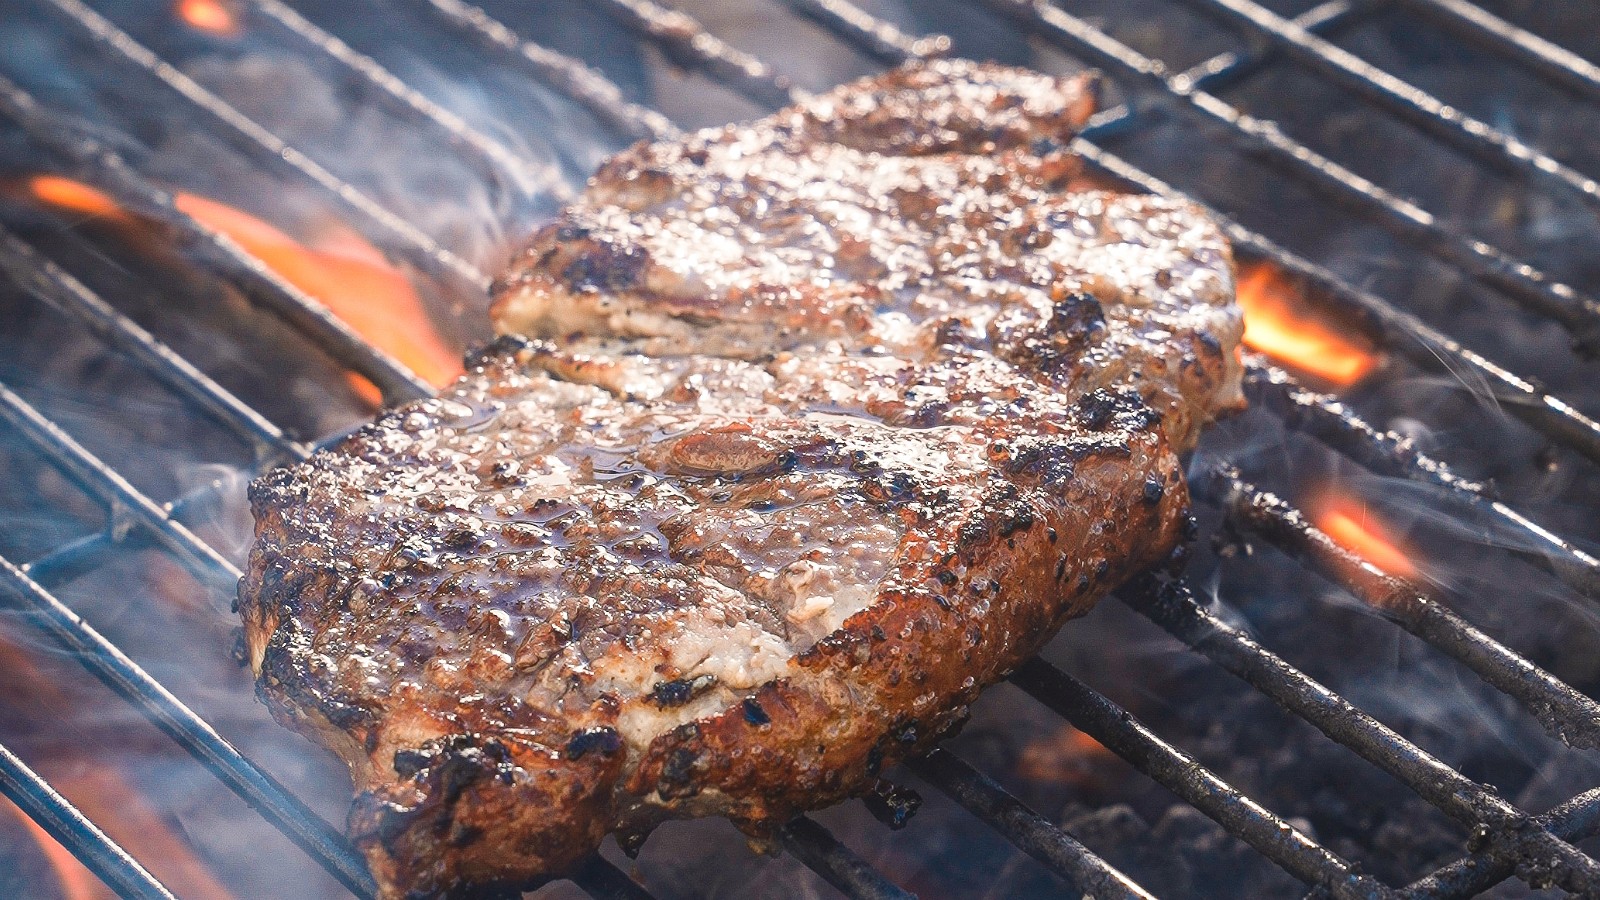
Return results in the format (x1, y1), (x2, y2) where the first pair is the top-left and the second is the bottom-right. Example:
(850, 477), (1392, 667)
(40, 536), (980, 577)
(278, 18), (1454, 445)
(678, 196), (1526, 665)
(176, 0), (241, 37)
(2, 795), (107, 900)
(24, 175), (132, 226)
(1238, 263), (1378, 387)
(0, 634), (234, 899)
(25, 175), (462, 406)
(1311, 489), (1419, 580)
(1017, 725), (1113, 785)
(172, 194), (463, 403)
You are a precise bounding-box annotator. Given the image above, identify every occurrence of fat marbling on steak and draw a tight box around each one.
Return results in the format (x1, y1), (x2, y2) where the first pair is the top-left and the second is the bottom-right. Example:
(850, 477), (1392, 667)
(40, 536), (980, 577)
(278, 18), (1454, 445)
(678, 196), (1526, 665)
(239, 60), (1244, 898)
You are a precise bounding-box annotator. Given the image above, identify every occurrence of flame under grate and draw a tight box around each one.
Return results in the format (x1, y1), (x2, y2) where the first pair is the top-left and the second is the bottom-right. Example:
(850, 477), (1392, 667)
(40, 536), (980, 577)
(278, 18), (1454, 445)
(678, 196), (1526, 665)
(2, 0), (1600, 897)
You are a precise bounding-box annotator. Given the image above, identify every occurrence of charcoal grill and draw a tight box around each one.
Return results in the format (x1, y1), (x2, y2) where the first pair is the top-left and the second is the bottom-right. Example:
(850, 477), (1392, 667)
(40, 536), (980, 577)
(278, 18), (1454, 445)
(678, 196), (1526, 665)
(4, 0), (1600, 896)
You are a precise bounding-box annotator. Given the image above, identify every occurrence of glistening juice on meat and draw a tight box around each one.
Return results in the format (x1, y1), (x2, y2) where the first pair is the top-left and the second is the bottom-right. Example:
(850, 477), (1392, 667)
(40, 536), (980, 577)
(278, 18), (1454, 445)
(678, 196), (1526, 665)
(238, 60), (1245, 899)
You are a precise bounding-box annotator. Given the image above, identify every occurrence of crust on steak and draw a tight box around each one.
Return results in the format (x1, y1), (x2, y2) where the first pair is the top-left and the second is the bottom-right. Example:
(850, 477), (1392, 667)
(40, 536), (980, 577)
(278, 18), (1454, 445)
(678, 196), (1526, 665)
(240, 58), (1242, 898)
(493, 59), (1241, 452)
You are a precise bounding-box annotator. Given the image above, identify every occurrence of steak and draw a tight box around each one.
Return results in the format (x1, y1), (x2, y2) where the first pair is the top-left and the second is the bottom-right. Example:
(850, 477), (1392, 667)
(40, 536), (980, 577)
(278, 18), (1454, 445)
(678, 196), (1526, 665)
(239, 60), (1244, 898)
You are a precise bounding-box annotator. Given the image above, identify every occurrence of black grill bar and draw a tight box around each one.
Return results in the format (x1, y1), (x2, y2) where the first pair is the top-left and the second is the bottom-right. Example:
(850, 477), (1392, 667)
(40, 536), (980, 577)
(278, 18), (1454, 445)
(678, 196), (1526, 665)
(596, 0), (1600, 471)
(397, 0), (677, 142)
(1078, 0), (1366, 140)
(1391, 0), (1600, 104)
(5, 1), (1599, 897)
(769, 0), (1600, 579)
(0, 553), (378, 899)
(1071, 137), (1600, 467)
(1197, 466), (1600, 750)
(0, 739), (177, 900)
(1241, 362), (1600, 602)
(21, 477), (229, 592)
(245, 0), (575, 204)
(37, 0), (491, 295)
(979, 0), (1600, 357)
(780, 0), (951, 64)
(0, 74), (434, 405)
(1404, 789), (1600, 899)
(1180, 0), (1600, 212)
(777, 815), (915, 900)
(1121, 575), (1600, 895)
(0, 380), (241, 584)
(570, 855), (661, 900)
(1008, 658), (1379, 897)
(0, 225), (309, 465)
(594, 0), (797, 110)
(906, 749), (1156, 900)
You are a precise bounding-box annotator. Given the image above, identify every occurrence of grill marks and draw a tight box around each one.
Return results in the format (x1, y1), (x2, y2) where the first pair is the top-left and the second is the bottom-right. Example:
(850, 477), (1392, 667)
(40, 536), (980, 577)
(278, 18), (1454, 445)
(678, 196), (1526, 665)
(239, 59), (1243, 898)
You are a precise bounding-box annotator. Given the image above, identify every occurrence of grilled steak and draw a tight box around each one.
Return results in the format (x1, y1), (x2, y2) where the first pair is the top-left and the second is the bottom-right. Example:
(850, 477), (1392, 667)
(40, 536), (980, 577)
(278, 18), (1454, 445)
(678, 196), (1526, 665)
(239, 60), (1243, 898)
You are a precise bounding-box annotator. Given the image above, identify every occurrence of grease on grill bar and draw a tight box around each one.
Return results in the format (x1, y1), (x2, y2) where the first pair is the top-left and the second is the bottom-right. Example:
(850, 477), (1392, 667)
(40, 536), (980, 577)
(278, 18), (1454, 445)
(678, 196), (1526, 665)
(4, 0), (1600, 897)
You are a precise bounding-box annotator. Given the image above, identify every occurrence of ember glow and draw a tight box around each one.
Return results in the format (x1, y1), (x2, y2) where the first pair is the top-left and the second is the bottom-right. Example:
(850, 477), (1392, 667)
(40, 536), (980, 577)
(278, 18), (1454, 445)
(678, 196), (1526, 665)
(176, 0), (242, 38)
(26, 175), (462, 405)
(172, 193), (465, 403)
(1238, 263), (1378, 387)
(2, 796), (105, 900)
(24, 175), (131, 226)
(1311, 490), (1419, 580)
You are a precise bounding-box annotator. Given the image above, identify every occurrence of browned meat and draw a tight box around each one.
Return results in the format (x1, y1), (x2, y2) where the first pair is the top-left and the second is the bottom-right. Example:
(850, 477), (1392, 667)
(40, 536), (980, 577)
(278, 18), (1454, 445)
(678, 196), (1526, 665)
(239, 59), (1243, 899)
(494, 61), (1241, 451)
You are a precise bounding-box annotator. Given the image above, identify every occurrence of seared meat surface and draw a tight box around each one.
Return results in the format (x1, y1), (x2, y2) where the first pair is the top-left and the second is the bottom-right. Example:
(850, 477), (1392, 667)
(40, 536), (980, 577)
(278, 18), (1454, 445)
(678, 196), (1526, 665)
(494, 62), (1241, 450)
(240, 60), (1243, 898)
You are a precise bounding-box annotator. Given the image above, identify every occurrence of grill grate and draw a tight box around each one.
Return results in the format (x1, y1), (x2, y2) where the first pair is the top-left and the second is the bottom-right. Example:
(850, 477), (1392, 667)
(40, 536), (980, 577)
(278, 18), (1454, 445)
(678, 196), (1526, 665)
(1, 0), (1599, 897)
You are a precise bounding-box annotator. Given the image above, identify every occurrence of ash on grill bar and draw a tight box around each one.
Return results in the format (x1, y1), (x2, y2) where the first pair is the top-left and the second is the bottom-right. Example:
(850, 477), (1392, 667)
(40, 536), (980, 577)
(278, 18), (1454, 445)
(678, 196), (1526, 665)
(4, 0), (1600, 897)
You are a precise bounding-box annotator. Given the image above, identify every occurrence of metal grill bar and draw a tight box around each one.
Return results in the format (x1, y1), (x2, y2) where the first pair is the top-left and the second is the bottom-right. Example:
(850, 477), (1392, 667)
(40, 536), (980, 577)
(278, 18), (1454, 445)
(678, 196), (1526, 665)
(1079, 0), (1367, 140)
(1240, 362), (1600, 602)
(780, 0), (950, 64)
(9, 3), (1600, 890)
(1121, 575), (1600, 895)
(422, 5), (1600, 895)
(594, 0), (796, 109)
(1071, 138), (1600, 467)
(19, 475), (237, 595)
(0, 739), (176, 900)
(602, 0), (1600, 471)
(246, 0), (575, 203)
(777, 816), (914, 900)
(397, 0), (676, 142)
(906, 749), (1156, 899)
(710, 0), (1600, 595)
(980, 0), (1600, 357)
(0, 552), (377, 898)
(1197, 466), (1600, 750)
(1404, 789), (1600, 899)
(0, 380), (240, 583)
(1180, 0), (1600, 211)
(0, 74), (433, 405)
(1008, 658), (1377, 896)
(37, 0), (491, 294)
(1391, 0), (1600, 104)
(0, 225), (309, 465)
(570, 856), (661, 900)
